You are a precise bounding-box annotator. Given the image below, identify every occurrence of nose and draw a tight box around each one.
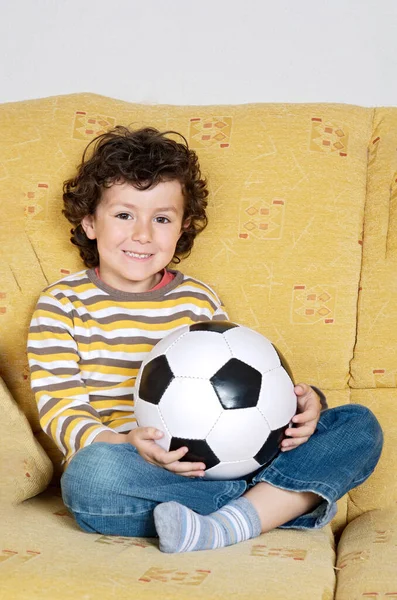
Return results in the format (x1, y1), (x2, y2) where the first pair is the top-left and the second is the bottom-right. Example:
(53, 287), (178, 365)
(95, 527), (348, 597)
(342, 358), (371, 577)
(132, 219), (152, 243)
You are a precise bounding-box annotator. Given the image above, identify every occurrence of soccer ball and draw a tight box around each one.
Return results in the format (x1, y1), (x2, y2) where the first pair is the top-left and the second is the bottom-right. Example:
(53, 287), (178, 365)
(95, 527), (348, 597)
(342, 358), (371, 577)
(134, 321), (297, 480)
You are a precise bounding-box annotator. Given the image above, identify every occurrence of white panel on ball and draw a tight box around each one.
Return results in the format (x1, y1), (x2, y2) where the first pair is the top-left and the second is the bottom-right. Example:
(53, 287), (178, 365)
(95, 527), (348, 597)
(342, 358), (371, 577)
(134, 400), (172, 451)
(165, 331), (232, 378)
(204, 458), (262, 480)
(223, 326), (281, 374)
(159, 378), (223, 438)
(139, 325), (189, 366)
(257, 367), (297, 429)
(206, 407), (271, 461)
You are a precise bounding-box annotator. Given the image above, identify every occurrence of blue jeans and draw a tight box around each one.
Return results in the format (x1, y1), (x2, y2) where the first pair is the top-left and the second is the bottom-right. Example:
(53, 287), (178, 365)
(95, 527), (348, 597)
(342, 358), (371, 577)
(61, 405), (383, 537)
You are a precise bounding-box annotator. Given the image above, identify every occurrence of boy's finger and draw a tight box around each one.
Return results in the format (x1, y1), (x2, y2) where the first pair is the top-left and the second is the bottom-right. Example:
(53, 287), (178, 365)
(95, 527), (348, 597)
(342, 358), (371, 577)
(180, 471), (206, 478)
(292, 411), (317, 423)
(285, 424), (315, 438)
(154, 445), (189, 464)
(170, 463), (206, 476)
(281, 436), (310, 451)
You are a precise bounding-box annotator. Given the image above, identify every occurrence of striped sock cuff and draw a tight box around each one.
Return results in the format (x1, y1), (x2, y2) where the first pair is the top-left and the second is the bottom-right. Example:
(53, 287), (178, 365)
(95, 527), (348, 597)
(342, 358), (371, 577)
(227, 496), (262, 539)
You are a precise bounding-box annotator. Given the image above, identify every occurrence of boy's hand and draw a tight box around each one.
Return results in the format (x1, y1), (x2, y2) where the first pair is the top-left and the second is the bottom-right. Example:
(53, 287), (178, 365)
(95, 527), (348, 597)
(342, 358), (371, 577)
(280, 383), (321, 452)
(126, 427), (206, 477)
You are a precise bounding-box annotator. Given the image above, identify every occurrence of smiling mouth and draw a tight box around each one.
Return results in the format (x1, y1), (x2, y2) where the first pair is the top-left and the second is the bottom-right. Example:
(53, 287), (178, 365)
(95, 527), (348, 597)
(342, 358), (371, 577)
(123, 251), (152, 259)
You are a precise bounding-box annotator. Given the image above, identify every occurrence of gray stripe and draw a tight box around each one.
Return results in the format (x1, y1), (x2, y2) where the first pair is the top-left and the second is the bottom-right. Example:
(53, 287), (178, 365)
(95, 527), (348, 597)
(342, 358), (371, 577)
(27, 345), (76, 356)
(212, 313), (229, 321)
(98, 408), (135, 418)
(40, 397), (99, 421)
(45, 275), (90, 291)
(52, 292), (112, 306)
(73, 334), (161, 346)
(33, 379), (85, 394)
(83, 377), (133, 388)
(34, 302), (70, 318)
(73, 308), (214, 326)
(39, 396), (65, 420)
(90, 393), (134, 403)
(29, 324), (71, 335)
(58, 417), (98, 454)
(29, 364), (79, 376)
(166, 289), (218, 311)
(73, 421), (102, 452)
(79, 358), (141, 369)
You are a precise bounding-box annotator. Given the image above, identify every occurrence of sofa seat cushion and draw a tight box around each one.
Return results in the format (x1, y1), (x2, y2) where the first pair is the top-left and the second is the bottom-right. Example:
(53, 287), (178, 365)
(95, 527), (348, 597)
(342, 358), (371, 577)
(335, 507), (397, 599)
(0, 488), (336, 600)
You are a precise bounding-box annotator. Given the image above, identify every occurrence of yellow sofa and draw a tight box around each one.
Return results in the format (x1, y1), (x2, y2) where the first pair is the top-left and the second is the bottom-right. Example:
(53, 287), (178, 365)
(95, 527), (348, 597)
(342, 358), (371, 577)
(1, 93), (396, 600)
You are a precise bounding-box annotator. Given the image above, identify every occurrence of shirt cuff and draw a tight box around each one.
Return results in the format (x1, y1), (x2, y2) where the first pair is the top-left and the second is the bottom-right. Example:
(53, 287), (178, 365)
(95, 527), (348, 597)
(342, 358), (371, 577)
(310, 386), (328, 410)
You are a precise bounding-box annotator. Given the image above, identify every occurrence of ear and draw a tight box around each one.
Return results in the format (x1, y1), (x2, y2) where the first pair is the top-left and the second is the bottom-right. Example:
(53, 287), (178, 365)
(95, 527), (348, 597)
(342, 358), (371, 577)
(81, 215), (97, 240)
(180, 217), (191, 237)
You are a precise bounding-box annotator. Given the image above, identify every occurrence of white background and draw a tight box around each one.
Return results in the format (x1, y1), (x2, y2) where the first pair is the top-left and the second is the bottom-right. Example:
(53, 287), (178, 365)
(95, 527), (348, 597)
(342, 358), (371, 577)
(0, 0), (396, 106)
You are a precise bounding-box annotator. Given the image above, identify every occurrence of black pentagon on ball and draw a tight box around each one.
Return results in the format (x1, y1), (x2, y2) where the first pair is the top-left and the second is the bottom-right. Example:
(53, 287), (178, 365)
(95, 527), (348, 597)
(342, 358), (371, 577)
(254, 425), (287, 466)
(138, 354), (174, 405)
(210, 358), (262, 410)
(169, 437), (220, 470)
(189, 320), (239, 334)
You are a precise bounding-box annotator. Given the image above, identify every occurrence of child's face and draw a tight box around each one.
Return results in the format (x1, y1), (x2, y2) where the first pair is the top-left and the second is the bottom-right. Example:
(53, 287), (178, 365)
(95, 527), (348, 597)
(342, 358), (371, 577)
(82, 180), (188, 293)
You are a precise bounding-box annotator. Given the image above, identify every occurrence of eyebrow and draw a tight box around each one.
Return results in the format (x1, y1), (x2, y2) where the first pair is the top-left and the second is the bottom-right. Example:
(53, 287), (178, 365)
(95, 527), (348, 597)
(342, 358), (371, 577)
(117, 203), (179, 214)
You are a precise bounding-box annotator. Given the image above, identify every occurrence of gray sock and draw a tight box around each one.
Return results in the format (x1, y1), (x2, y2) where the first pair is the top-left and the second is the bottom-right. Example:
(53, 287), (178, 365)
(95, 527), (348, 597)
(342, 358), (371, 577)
(154, 497), (262, 553)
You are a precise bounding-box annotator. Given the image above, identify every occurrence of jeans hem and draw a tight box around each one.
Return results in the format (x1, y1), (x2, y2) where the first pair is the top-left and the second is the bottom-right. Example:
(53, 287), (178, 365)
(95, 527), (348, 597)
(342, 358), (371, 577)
(251, 464), (338, 529)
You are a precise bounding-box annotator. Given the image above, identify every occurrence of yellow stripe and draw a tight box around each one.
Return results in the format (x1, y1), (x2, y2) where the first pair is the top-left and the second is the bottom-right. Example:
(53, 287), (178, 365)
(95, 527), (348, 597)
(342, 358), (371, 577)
(38, 393), (87, 429)
(78, 423), (106, 449)
(105, 417), (137, 429)
(76, 342), (153, 352)
(33, 309), (72, 327)
(29, 331), (72, 342)
(80, 364), (135, 376)
(55, 282), (93, 294)
(30, 370), (78, 381)
(71, 315), (200, 331)
(91, 401), (135, 411)
(28, 352), (78, 363)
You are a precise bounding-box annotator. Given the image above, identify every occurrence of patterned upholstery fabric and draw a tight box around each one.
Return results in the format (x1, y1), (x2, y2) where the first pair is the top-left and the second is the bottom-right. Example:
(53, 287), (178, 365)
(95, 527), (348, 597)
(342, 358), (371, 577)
(0, 94), (396, 598)
(0, 377), (52, 504)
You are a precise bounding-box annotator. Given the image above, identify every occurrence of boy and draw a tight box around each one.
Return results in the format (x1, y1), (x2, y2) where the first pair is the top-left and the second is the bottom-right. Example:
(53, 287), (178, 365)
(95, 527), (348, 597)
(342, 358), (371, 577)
(28, 126), (383, 553)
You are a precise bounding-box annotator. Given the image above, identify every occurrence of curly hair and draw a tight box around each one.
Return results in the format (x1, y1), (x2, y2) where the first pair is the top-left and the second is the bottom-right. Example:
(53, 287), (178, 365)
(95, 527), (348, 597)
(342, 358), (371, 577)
(63, 126), (209, 268)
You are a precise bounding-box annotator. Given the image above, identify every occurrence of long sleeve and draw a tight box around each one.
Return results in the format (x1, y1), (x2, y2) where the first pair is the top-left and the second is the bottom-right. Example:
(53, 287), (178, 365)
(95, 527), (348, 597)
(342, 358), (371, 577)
(311, 386), (328, 410)
(27, 292), (112, 463)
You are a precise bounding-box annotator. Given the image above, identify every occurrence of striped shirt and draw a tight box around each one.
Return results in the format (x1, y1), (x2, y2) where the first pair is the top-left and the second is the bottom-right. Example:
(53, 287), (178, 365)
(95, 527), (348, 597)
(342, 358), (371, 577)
(27, 268), (228, 463)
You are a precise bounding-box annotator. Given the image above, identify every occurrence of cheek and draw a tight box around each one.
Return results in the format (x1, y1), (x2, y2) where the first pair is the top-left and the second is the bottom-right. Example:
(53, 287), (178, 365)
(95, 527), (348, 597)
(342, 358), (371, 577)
(100, 224), (126, 244)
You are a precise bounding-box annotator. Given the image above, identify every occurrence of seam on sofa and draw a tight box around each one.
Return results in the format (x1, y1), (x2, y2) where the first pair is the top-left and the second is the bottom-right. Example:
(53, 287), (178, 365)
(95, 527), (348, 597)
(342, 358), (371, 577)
(347, 107), (377, 391)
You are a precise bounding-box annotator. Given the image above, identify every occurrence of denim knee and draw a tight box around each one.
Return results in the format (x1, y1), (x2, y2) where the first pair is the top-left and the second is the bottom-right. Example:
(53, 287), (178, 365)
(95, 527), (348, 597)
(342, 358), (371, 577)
(346, 404), (383, 485)
(61, 443), (162, 536)
(61, 443), (136, 513)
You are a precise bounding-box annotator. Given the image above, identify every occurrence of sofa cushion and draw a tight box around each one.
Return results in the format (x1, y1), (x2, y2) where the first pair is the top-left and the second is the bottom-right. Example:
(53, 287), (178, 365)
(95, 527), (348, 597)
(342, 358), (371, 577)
(347, 390), (397, 519)
(0, 377), (53, 504)
(335, 507), (397, 599)
(0, 488), (336, 600)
